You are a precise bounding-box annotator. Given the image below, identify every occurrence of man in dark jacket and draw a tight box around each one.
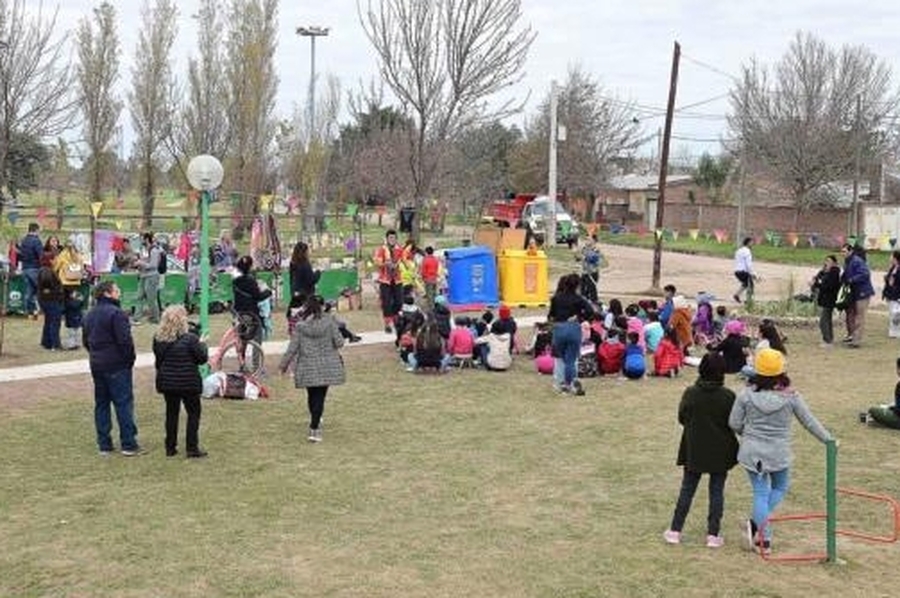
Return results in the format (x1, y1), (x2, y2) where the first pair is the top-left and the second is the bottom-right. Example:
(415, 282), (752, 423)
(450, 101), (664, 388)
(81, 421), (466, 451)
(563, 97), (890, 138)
(841, 243), (875, 348)
(18, 222), (44, 317)
(82, 281), (140, 455)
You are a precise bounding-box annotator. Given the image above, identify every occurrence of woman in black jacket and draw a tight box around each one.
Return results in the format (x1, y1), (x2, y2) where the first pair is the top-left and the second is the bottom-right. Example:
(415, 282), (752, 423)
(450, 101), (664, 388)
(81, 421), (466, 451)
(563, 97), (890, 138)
(232, 255), (273, 342)
(883, 250), (900, 338)
(153, 305), (209, 458)
(811, 254), (841, 346)
(289, 241), (320, 300)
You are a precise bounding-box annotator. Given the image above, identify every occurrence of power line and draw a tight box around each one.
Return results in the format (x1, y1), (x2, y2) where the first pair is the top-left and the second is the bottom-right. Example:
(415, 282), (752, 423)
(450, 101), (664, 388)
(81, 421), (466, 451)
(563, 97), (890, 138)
(682, 52), (739, 81)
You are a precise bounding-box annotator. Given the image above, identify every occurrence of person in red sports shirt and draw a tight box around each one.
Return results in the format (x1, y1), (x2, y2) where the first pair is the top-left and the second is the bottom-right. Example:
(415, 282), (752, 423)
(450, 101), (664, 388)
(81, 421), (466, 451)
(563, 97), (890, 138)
(419, 245), (440, 309)
(373, 229), (408, 333)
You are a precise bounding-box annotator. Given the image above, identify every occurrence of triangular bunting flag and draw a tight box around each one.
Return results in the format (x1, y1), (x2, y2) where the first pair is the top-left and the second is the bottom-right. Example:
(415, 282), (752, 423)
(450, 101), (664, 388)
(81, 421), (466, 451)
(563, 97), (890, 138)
(91, 202), (104, 219)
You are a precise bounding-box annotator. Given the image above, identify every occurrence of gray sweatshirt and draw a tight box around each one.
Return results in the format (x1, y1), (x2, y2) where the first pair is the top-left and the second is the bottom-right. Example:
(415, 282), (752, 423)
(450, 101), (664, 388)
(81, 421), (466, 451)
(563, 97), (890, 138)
(729, 387), (832, 473)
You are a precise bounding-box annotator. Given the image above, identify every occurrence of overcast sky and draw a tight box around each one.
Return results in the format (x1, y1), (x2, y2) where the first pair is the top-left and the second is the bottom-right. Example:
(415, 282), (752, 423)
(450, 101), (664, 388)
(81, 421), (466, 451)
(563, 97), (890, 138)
(38, 0), (900, 161)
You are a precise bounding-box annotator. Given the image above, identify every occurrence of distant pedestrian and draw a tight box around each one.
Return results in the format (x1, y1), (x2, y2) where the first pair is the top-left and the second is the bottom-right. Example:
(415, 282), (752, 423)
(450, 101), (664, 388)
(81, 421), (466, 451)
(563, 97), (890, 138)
(840, 243), (874, 348)
(882, 250), (900, 338)
(664, 353), (738, 548)
(83, 281), (140, 456)
(733, 237), (756, 303)
(17, 222), (43, 318)
(134, 232), (163, 324)
(810, 255), (841, 346)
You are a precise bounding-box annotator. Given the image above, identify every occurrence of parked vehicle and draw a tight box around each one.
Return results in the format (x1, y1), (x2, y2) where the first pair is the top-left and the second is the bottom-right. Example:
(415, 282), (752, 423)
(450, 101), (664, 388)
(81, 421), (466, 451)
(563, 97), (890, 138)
(484, 193), (579, 245)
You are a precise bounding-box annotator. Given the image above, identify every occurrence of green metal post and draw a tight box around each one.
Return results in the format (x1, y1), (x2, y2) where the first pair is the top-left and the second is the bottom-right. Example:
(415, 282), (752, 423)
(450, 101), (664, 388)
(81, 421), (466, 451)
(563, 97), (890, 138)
(199, 189), (211, 376)
(825, 439), (838, 563)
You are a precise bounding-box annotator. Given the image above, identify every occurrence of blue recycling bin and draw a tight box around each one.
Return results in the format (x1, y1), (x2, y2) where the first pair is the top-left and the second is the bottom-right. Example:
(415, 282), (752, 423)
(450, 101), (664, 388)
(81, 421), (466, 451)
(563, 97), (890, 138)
(444, 245), (498, 308)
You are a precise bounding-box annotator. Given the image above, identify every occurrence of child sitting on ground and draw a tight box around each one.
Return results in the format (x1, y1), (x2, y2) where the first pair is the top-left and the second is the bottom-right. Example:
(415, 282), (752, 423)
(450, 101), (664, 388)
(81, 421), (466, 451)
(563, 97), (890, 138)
(625, 304), (646, 350)
(475, 320), (513, 371)
(623, 331), (647, 380)
(713, 305), (729, 339)
(597, 327), (626, 376)
(863, 357), (900, 429)
(394, 295), (422, 347)
(643, 310), (664, 353)
(707, 319), (749, 374)
(398, 312), (425, 364)
(432, 295), (452, 340)
(408, 317), (450, 372)
(692, 293), (716, 346)
(653, 327), (683, 377)
(494, 305), (518, 353)
(447, 315), (476, 365)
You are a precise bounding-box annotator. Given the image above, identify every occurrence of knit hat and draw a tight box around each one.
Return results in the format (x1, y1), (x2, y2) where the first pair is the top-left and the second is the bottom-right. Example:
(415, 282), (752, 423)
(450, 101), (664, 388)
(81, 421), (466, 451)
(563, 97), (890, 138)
(755, 348), (785, 377)
(724, 319), (745, 336)
(499, 305), (511, 319)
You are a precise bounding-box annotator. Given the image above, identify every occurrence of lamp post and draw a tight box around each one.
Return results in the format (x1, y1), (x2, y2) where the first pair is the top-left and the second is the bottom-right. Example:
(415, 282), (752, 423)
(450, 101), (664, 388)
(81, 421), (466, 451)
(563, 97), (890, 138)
(0, 39), (9, 207)
(296, 25), (329, 140)
(186, 155), (224, 347)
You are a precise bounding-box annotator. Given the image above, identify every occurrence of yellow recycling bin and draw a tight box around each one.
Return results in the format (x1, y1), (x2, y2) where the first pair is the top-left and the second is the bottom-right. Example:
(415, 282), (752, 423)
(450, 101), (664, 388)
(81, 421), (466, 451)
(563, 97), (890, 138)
(498, 249), (549, 307)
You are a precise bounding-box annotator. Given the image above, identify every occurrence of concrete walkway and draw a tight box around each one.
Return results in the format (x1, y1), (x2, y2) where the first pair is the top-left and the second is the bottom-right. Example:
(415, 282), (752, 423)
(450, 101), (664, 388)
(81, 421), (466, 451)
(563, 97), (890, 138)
(0, 316), (547, 384)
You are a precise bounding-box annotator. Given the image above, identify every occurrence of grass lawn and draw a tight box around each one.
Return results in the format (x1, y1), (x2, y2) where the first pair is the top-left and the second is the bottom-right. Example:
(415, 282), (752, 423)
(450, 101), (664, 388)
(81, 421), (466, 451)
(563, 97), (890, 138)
(2, 314), (900, 596)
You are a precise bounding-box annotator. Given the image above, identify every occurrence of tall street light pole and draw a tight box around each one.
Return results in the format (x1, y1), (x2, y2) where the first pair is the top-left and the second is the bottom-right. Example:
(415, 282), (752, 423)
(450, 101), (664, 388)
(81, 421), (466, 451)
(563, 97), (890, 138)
(187, 154), (224, 374)
(296, 26), (329, 142)
(0, 39), (9, 208)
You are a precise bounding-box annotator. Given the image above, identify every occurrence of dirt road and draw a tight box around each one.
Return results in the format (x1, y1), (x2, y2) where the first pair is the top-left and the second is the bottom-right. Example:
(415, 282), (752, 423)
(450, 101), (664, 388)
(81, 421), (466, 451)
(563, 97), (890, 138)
(594, 243), (888, 307)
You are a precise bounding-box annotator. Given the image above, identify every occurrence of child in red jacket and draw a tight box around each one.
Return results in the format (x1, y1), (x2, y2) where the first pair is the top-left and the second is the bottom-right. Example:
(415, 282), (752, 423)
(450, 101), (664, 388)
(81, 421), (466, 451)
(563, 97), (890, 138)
(419, 246), (441, 308)
(597, 328), (625, 375)
(654, 327), (683, 377)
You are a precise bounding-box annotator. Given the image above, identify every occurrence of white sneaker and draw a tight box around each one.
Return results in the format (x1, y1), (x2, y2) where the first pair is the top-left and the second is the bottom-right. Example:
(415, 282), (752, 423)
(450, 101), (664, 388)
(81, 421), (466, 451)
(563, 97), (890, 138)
(308, 428), (322, 443)
(663, 529), (681, 544)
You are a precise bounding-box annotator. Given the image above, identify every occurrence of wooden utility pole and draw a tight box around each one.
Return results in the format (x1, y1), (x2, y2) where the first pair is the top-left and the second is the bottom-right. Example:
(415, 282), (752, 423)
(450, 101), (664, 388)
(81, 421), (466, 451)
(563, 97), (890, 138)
(650, 41), (681, 291)
(851, 94), (862, 238)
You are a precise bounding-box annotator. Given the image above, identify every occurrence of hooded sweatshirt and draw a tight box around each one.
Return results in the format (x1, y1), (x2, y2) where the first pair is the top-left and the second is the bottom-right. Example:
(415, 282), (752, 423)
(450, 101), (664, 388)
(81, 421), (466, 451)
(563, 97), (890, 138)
(729, 386), (832, 473)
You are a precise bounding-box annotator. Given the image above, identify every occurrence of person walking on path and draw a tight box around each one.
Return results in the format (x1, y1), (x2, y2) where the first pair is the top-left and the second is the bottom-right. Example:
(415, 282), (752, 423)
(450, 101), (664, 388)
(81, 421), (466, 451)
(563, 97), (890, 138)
(664, 353), (738, 548)
(153, 305), (209, 458)
(733, 237), (756, 303)
(373, 229), (408, 334)
(810, 255), (841, 347)
(841, 243), (875, 348)
(17, 222), (43, 318)
(882, 250), (900, 338)
(134, 232), (163, 325)
(278, 295), (346, 443)
(728, 348), (833, 553)
(83, 281), (141, 456)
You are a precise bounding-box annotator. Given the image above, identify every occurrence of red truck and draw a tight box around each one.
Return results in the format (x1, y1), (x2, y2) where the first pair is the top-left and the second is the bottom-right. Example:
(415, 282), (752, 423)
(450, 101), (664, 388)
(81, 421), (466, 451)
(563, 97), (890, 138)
(483, 193), (580, 244)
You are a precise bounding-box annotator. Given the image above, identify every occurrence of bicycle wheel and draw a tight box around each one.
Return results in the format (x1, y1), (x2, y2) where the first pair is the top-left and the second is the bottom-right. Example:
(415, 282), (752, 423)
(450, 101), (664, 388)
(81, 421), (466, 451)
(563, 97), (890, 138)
(240, 340), (265, 378)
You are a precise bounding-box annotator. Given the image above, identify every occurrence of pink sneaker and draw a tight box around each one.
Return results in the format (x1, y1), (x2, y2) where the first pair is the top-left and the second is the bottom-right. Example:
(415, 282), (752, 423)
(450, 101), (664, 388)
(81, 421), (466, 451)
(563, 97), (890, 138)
(663, 529), (682, 544)
(706, 534), (724, 548)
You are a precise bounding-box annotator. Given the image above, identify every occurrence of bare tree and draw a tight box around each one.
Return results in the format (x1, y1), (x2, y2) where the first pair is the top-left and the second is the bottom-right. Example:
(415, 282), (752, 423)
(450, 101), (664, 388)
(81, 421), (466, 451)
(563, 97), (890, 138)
(76, 1), (122, 204)
(168, 0), (230, 181)
(512, 66), (643, 198)
(224, 0), (278, 236)
(728, 31), (900, 208)
(359, 0), (535, 238)
(128, 0), (178, 228)
(0, 0), (76, 213)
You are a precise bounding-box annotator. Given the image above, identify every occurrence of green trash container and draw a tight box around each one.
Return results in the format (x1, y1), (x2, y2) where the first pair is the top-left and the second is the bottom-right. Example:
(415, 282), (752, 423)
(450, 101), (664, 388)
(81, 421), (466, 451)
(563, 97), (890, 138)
(159, 272), (189, 308)
(317, 269), (359, 302)
(98, 273), (141, 316)
(3, 273), (26, 315)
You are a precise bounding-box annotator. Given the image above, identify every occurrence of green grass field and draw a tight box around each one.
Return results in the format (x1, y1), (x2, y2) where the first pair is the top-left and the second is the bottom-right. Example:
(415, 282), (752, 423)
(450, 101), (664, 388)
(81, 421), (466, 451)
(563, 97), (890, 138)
(2, 312), (900, 597)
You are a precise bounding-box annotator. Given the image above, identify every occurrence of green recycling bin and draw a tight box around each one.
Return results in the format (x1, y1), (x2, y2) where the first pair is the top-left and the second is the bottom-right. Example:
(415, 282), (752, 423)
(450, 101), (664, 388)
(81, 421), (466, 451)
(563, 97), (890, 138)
(3, 273), (26, 315)
(159, 272), (189, 308)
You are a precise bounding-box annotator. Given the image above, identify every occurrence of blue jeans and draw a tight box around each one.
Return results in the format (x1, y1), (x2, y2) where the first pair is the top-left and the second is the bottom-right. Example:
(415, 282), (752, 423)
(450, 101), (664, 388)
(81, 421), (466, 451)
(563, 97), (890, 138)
(748, 468), (790, 541)
(22, 268), (39, 314)
(552, 322), (582, 386)
(92, 368), (139, 452)
(39, 299), (63, 349)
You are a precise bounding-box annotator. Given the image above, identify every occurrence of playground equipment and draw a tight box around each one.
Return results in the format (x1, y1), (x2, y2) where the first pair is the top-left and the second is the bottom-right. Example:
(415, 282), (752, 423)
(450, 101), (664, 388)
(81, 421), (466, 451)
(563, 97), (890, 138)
(757, 440), (900, 563)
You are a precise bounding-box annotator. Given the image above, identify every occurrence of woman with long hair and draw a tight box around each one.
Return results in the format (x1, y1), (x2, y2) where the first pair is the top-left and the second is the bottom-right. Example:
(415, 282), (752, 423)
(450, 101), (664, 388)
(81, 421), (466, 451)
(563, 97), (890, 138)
(289, 241), (320, 300)
(278, 295), (346, 443)
(153, 305), (209, 458)
(548, 273), (596, 395)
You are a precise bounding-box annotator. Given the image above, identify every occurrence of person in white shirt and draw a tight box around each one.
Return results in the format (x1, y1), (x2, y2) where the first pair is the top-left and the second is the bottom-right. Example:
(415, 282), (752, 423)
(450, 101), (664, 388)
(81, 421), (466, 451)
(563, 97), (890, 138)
(733, 237), (756, 304)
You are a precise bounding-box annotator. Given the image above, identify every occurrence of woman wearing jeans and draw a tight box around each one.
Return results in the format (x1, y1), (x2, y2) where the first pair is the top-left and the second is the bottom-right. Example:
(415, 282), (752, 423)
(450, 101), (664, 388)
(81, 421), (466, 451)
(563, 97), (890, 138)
(728, 349), (833, 553)
(279, 295), (346, 443)
(547, 273), (595, 395)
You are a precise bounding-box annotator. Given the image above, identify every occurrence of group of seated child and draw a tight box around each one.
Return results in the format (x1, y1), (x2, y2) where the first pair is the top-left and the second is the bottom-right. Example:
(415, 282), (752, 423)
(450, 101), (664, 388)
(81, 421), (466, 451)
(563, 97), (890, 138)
(394, 296), (519, 373)
(528, 290), (766, 382)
